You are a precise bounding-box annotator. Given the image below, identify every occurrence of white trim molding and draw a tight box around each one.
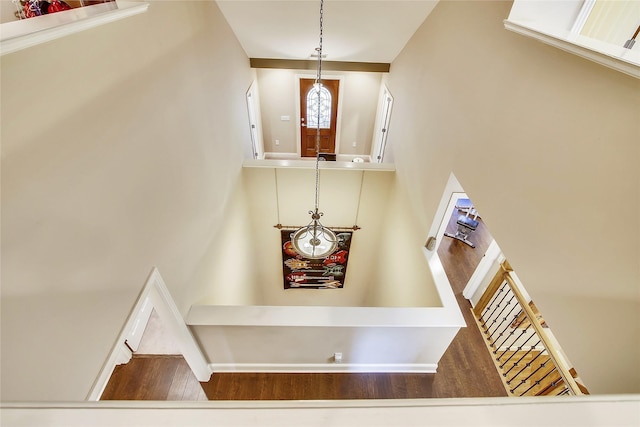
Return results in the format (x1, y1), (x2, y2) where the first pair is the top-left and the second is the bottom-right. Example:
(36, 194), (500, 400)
(425, 173), (466, 259)
(209, 363), (438, 373)
(505, 19), (640, 79)
(123, 296), (153, 352)
(570, 0), (597, 35)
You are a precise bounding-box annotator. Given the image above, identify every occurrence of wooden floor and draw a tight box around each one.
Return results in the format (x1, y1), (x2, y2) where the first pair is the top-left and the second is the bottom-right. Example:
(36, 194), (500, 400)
(433, 209), (506, 398)
(101, 355), (207, 401)
(101, 207), (507, 400)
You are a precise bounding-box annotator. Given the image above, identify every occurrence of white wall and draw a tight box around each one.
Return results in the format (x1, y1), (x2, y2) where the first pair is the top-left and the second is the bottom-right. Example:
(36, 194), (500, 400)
(183, 175), (263, 307)
(193, 164), (442, 308)
(257, 69), (381, 155)
(1, 290), (137, 402)
(365, 178), (443, 307)
(339, 71), (383, 155)
(255, 69), (298, 153)
(386, 0), (640, 393)
(0, 1), (252, 401)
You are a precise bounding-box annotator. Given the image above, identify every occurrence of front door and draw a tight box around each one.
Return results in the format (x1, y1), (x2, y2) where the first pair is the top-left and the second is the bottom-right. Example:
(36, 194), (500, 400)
(300, 78), (339, 157)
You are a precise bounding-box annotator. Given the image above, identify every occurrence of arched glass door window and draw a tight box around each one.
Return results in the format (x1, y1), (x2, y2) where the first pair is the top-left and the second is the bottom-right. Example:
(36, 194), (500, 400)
(306, 83), (332, 129)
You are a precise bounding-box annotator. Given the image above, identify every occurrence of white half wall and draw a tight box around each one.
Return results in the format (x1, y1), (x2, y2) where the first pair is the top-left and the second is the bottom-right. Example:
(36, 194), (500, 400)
(187, 302), (463, 372)
(3, 396), (639, 427)
(194, 162), (442, 309)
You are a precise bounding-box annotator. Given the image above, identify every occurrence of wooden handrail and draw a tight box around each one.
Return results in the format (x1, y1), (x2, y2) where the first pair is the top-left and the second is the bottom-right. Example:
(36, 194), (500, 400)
(503, 271), (584, 395)
(473, 261), (512, 316)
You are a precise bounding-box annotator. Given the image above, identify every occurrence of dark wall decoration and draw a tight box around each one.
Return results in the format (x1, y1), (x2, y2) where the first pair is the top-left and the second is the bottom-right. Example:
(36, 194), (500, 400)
(281, 230), (352, 289)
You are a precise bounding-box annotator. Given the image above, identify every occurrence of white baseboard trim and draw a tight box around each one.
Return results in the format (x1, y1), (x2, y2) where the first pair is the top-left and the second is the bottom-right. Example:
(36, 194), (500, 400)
(209, 363), (438, 373)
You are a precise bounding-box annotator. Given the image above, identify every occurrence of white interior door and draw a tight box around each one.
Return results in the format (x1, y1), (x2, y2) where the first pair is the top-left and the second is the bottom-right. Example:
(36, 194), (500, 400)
(246, 81), (264, 159)
(371, 85), (393, 163)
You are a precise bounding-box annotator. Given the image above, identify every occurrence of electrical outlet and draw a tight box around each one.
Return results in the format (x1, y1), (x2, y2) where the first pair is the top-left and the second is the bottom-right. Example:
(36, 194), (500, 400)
(275, 139), (280, 145)
(352, 141), (357, 147)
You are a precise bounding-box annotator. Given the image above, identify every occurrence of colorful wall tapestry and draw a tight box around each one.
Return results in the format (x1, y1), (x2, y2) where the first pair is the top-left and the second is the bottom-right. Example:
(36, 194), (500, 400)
(281, 230), (352, 289)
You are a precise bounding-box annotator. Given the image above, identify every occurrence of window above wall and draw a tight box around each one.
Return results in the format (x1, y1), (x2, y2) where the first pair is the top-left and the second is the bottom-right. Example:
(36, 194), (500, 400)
(504, 0), (640, 79)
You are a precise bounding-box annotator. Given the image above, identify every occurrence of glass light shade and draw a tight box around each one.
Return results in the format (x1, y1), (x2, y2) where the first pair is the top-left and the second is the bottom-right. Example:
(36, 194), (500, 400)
(291, 222), (337, 259)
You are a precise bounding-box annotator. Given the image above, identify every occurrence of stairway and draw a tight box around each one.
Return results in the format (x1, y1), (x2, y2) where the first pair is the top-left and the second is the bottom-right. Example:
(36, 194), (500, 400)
(497, 350), (554, 396)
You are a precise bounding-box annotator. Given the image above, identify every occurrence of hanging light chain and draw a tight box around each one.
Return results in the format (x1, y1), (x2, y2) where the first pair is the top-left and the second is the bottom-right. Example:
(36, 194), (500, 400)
(314, 0), (324, 213)
(317, 0), (324, 86)
(289, 0), (339, 260)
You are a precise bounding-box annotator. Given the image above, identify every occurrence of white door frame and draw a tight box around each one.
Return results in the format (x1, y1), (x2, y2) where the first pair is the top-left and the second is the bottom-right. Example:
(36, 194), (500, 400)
(123, 294), (153, 352)
(434, 190), (468, 252)
(246, 80), (265, 159)
(424, 173), (465, 261)
(87, 267), (212, 400)
(371, 84), (394, 163)
(426, 173), (502, 305)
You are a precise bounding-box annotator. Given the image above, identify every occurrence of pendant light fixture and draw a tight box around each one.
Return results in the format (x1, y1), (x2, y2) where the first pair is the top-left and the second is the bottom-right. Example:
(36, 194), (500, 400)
(290, 0), (338, 259)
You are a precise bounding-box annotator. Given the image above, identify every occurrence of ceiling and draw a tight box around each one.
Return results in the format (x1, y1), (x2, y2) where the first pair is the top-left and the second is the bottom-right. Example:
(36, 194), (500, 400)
(215, 1), (439, 63)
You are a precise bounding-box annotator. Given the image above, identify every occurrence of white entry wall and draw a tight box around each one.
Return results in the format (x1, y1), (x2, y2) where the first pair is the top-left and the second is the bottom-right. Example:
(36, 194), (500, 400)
(257, 69), (381, 157)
